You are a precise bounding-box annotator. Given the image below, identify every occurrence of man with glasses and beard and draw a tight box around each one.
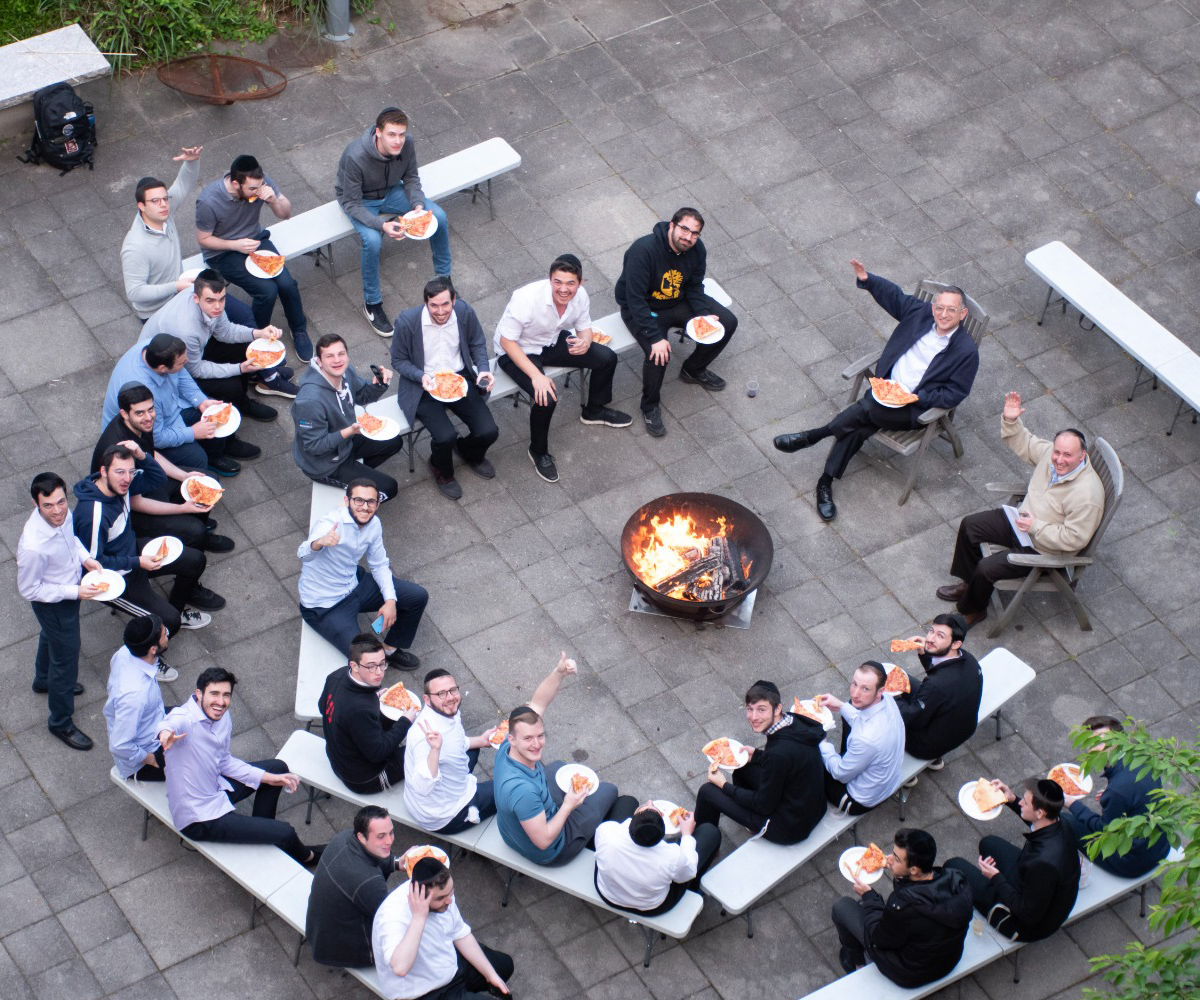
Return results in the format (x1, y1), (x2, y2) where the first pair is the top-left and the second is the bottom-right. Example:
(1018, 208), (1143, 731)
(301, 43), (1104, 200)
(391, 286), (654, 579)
(615, 207), (738, 438)
(404, 669), (502, 835)
(298, 479), (428, 670)
(319, 633), (417, 794)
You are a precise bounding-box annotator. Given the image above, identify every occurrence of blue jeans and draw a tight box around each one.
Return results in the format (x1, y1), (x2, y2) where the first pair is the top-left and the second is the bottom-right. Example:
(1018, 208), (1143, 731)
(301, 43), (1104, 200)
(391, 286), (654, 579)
(31, 600), (81, 731)
(206, 232), (307, 339)
(352, 186), (451, 303)
(299, 567), (428, 655)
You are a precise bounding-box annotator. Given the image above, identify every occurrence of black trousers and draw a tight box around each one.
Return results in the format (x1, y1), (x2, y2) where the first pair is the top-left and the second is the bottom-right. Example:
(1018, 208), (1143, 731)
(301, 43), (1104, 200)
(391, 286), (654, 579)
(30, 599), (81, 731)
(820, 392), (922, 479)
(113, 550), (206, 636)
(133, 746), (167, 781)
(312, 434), (404, 502)
(622, 295), (737, 413)
(832, 895), (868, 963)
(694, 780), (768, 835)
(595, 821), (721, 916)
(945, 835), (1023, 936)
(949, 507), (1039, 614)
(415, 946), (515, 1000)
(497, 330), (618, 456)
(414, 373), (499, 477)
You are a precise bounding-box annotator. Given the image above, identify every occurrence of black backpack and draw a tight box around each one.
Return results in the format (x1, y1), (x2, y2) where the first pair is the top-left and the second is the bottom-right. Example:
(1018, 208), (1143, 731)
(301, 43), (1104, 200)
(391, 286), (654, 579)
(18, 82), (96, 174)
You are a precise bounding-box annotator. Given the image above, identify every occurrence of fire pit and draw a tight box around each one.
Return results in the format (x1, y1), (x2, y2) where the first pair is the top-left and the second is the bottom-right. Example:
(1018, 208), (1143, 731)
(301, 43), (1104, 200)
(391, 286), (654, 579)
(621, 493), (773, 622)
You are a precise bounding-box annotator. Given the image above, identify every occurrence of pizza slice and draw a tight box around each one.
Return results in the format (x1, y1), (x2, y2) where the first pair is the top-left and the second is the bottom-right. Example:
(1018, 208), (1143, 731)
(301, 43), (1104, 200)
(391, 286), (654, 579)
(488, 718), (510, 745)
(668, 806), (689, 827)
(358, 412), (386, 435)
(249, 251), (285, 277)
(402, 210), (434, 237)
(883, 667), (911, 694)
(701, 737), (740, 768)
(246, 345), (284, 367)
(570, 771), (592, 795)
(890, 638), (924, 653)
(92, 580), (110, 593)
(591, 332), (612, 345)
(972, 778), (1008, 813)
(431, 372), (466, 399)
(381, 682), (415, 711)
(186, 479), (225, 507)
(869, 376), (920, 406)
(403, 845), (444, 876)
(1048, 764), (1087, 796)
(691, 315), (721, 339)
(792, 695), (827, 724)
(205, 402), (233, 426)
(156, 538), (171, 561)
(855, 842), (887, 876)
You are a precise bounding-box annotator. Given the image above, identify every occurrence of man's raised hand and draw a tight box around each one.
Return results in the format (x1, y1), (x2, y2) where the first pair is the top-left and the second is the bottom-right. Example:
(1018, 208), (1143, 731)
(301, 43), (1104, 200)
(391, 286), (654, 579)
(409, 880), (432, 917)
(316, 525), (340, 550)
(1002, 391), (1024, 421)
(556, 650), (577, 676)
(174, 146), (203, 161)
(849, 259), (868, 282)
(420, 721), (443, 752)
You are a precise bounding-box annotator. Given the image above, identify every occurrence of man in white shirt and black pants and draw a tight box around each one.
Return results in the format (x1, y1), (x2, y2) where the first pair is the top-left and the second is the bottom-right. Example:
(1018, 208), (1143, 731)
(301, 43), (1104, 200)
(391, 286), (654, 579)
(774, 260), (980, 521)
(372, 857), (513, 1000)
(495, 254), (631, 484)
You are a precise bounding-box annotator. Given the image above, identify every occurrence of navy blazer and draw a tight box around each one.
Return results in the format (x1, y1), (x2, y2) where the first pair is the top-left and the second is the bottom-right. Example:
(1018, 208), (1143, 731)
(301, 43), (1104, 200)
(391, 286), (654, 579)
(860, 273), (980, 412)
(390, 300), (492, 425)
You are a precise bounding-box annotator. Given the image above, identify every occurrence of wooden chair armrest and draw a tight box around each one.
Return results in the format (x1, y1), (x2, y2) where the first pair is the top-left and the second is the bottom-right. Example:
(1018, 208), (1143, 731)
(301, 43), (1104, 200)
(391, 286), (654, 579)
(1006, 553), (1093, 569)
(985, 482), (1029, 497)
(841, 351), (882, 380)
(917, 407), (949, 425)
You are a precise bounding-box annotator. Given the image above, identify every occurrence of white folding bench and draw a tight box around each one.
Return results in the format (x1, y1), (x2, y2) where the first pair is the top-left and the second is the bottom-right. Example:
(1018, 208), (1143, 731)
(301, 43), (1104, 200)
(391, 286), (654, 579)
(1025, 241), (1200, 434)
(701, 648), (1038, 935)
(182, 137), (521, 275)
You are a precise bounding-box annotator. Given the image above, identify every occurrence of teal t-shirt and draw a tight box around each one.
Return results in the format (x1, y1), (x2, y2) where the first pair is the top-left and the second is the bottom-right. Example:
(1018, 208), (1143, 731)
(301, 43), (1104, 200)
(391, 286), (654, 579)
(493, 740), (564, 863)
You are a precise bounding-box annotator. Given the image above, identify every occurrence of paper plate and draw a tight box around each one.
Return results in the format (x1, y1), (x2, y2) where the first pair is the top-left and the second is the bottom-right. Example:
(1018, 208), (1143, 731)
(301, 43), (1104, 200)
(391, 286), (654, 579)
(701, 737), (749, 771)
(245, 251), (285, 280)
(1048, 763), (1094, 796)
(793, 699), (836, 731)
(355, 408), (401, 441)
(81, 568), (125, 601)
(202, 402), (241, 438)
(140, 535), (183, 567)
(686, 315), (725, 345)
(883, 665), (910, 696)
(400, 209), (439, 240)
(556, 763), (600, 796)
(401, 845), (449, 877)
(181, 475), (224, 507)
(245, 338), (286, 369)
(652, 800), (688, 836)
(429, 372), (467, 403)
(958, 780), (1005, 821)
(839, 846), (885, 884)
(179, 268), (202, 282)
(379, 682), (420, 721)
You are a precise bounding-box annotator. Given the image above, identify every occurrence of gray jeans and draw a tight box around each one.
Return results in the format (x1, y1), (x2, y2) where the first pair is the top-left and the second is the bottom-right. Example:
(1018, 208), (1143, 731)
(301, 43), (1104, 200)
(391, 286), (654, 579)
(544, 761), (620, 865)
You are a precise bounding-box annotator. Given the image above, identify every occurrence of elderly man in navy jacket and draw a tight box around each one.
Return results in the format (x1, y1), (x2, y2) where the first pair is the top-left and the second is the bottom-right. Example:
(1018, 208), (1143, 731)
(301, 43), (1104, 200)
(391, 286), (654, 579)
(774, 260), (980, 520)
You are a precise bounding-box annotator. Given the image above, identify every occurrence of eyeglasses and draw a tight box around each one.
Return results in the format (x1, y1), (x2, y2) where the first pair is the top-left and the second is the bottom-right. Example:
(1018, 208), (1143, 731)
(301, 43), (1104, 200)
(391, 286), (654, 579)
(428, 686), (460, 698)
(143, 196), (169, 205)
(673, 223), (701, 237)
(932, 305), (964, 315)
(357, 659), (387, 672)
(350, 497), (380, 508)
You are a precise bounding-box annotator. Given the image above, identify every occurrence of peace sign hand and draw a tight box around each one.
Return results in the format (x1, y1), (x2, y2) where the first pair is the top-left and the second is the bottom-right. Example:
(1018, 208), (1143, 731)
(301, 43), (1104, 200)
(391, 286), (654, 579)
(419, 720), (442, 752)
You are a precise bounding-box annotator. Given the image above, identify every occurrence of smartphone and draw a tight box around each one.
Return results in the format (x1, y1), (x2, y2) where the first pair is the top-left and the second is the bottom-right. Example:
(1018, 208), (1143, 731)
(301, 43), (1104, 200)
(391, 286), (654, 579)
(370, 364), (385, 384)
(372, 614), (385, 635)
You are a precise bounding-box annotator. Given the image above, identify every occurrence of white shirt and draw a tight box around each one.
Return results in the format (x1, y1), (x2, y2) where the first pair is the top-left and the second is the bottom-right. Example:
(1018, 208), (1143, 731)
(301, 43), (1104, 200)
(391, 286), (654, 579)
(889, 325), (953, 393)
(372, 882), (471, 1000)
(594, 819), (699, 910)
(493, 278), (592, 356)
(16, 509), (89, 604)
(403, 705), (477, 830)
(420, 306), (463, 377)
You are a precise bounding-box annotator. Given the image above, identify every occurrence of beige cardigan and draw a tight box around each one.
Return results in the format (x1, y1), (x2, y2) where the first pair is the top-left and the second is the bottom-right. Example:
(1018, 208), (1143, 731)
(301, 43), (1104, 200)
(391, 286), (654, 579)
(1001, 417), (1105, 556)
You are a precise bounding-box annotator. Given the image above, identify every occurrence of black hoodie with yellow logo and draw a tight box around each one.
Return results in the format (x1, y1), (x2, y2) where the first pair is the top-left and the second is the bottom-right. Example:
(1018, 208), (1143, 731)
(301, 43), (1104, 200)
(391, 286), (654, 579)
(615, 220), (710, 345)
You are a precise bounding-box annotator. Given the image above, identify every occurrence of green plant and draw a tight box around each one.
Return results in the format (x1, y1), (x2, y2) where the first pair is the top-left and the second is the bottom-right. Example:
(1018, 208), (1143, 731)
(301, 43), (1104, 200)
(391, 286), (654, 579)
(1072, 721), (1199, 1000)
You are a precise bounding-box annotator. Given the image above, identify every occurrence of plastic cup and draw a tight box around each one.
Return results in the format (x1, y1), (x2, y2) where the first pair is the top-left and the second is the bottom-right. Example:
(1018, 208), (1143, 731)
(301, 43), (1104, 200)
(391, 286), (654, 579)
(746, 380), (759, 398)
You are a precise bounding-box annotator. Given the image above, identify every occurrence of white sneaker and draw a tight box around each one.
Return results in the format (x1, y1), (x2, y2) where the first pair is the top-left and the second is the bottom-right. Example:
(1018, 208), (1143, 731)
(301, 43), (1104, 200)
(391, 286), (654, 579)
(179, 609), (211, 630)
(156, 661), (179, 683)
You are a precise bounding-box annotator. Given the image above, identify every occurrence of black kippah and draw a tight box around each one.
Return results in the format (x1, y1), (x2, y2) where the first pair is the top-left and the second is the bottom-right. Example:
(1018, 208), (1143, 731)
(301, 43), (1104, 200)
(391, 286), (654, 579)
(124, 614), (162, 656)
(230, 154), (260, 174)
(751, 679), (780, 699)
(629, 809), (665, 848)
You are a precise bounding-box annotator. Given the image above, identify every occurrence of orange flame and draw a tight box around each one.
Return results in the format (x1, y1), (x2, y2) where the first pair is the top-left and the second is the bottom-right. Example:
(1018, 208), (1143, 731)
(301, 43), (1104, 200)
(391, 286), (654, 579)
(628, 512), (727, 592)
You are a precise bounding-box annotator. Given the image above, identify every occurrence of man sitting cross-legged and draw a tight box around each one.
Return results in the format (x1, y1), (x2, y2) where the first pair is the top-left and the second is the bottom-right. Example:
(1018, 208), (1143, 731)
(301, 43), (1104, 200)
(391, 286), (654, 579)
(774, 259), (979, 521)
(832, 827), (973, 985)
(319, 633), (417, 794)
(494, 652), (638, 866)
(403, 668), (500, 836)
(306, 805), (403, 969)
(936, 391), (1104, 628)
(372, 857), (514, 999)
(299, 479), (428, 670)
(160, 667), (323, 865)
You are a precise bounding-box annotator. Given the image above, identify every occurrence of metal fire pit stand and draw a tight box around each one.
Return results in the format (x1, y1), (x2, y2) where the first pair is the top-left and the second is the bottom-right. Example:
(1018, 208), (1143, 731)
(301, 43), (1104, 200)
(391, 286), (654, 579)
(627, 587), (758, 629)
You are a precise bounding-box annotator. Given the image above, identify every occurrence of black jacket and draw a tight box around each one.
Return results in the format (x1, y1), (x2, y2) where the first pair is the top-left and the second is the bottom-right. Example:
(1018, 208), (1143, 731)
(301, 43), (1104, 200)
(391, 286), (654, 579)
(614, 220), (710, 343)
(992, 807), (1080, 941)
(726, 714), (826, 844)
(318, 667), (411, 792)
(860, 867), (974, 988)
(895, 650), (983, 760)
(305, 828), (393, 967)
(1067, 760), (1171, 877)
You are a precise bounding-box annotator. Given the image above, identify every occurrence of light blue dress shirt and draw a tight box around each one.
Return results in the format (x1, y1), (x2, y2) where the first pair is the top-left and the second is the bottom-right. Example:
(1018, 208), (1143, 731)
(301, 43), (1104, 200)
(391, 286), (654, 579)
(104, 646), (166, 779)
(820, 694), (906, 807)
(102, 341), (207, 448)
(297, 505), (397, 609)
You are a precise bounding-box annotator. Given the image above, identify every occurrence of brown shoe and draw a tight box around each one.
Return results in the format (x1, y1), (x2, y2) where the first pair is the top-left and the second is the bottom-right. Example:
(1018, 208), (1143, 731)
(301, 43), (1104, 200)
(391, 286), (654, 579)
(936, 581), (967, 602)
(963, 610), (987, 629)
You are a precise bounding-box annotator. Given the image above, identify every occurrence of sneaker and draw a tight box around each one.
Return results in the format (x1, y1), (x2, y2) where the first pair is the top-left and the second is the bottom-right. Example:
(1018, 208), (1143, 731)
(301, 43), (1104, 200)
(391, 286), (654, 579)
(293, 330), (314, 364)
(927, 757), (945, 771)
(223, 437), (261, 460)
(643, 406), (666, 437)
(386, 647), (421, 671)
(903, 775), (919, 789)
(255, 374), (299, 398)
(179, 609), (211, 630)
(156, 660), (179, 683)
(205, 533), (235, 553)
(240, 396), (278, 421)
(465, 457), (495, 479)
(208, 455), (241, 477)
(428, 459), (463, 500)
(188, 585), (226, 611)
(528, 447), (559, 483)
(680, 368), (726, 391)
(364, 302), (393, 337)
(580, 406), (633, 428)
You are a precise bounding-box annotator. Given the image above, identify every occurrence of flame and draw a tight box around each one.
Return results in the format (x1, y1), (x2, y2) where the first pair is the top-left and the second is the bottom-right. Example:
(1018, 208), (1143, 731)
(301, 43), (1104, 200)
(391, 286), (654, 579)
(741, 554), (753, 577)
(628, 512), (727, 592)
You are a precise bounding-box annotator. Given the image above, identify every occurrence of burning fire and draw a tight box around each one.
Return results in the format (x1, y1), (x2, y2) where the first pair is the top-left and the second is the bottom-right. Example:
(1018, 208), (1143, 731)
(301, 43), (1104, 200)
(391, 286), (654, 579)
(628, 511), (752, 601)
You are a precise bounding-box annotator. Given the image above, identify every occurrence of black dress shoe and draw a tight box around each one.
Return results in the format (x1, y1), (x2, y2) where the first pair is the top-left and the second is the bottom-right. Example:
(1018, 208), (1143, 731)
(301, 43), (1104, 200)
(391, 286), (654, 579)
(774, 431), (816, 453)
(49, 724), (93, 751)
(816, 479), (837, 521)
(33, 681), (84, 696)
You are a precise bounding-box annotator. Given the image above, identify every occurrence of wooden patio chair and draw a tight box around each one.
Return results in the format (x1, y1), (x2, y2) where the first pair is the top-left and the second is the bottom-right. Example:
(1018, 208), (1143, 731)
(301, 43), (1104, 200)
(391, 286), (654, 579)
(980, 437), (1123, 636)
(841, 280), (990, 504)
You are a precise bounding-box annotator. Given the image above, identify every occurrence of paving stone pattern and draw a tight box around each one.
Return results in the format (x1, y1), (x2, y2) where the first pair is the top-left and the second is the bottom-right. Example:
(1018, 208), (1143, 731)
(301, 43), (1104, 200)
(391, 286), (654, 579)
(1, 0), (1198, 998)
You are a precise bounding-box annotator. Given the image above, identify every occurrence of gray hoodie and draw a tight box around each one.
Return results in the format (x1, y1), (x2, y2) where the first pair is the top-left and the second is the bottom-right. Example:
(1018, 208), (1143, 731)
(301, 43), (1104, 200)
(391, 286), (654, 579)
(291, 362), (388, 480)
(334, 126), (425, 232)
(120, 158), (200, 319)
